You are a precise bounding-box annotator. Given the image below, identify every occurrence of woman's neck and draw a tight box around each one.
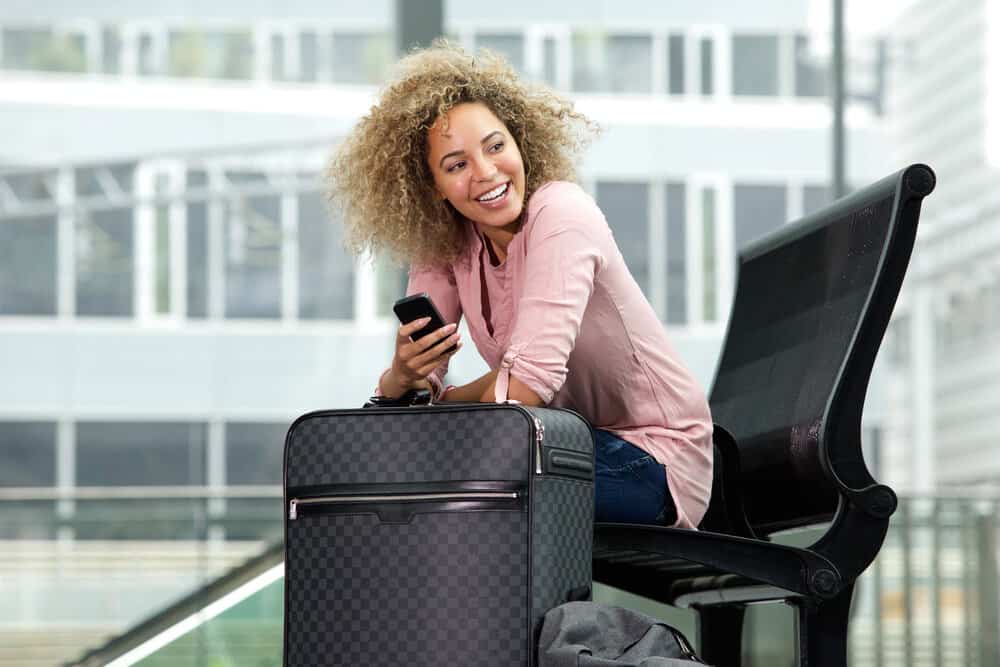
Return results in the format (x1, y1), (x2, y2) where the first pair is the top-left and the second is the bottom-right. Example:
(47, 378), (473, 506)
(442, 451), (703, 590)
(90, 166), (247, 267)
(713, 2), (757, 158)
(475, 216), (522, 264)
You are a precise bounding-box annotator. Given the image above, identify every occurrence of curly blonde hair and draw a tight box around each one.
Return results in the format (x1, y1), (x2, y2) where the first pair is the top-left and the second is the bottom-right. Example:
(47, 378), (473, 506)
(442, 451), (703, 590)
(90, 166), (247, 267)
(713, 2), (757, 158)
(328, 40), (598, 266)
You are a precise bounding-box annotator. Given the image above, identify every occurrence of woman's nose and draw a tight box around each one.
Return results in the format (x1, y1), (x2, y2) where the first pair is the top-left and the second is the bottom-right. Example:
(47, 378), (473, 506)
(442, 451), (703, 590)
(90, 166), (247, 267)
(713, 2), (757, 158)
(472, 157), (498, 181)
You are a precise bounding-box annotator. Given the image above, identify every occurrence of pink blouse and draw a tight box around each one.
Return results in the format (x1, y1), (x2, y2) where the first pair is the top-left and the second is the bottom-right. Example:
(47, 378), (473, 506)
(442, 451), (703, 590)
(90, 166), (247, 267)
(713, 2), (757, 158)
(402, 181), (713, 528)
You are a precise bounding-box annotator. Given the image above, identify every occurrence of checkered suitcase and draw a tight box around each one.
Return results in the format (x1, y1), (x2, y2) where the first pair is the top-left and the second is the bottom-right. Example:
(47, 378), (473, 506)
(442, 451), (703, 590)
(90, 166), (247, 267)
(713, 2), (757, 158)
(283, 403), (595, 667)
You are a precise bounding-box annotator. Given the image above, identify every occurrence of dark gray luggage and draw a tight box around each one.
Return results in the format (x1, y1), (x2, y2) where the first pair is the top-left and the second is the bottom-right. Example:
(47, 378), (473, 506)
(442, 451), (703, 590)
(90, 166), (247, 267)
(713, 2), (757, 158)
(283, 403), (595, 667)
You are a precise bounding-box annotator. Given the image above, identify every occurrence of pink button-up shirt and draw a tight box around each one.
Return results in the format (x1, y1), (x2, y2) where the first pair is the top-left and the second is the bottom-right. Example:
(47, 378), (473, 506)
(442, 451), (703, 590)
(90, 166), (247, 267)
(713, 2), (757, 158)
(402, 181), (713, 528)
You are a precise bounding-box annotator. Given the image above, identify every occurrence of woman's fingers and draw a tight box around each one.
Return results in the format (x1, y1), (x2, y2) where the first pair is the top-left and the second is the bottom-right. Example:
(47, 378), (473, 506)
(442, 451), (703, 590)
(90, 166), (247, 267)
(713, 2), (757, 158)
(409, 326), (460, 365)
(397, 317), (432, 341)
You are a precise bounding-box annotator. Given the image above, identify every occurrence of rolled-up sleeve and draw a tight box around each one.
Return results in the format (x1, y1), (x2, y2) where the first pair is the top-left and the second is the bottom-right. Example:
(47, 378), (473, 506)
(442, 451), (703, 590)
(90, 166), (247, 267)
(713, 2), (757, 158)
(496, 200), (607, 403)
(375, 263), (462, 400)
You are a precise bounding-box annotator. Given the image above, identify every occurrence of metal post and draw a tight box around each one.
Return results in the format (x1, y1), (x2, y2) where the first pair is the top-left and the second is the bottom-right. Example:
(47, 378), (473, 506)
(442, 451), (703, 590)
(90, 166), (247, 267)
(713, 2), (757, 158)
(832, 0), (846, 198)
(395, 0), (444, 56)
(978, 512), (1000, 667)
(900, 501), (914, 667)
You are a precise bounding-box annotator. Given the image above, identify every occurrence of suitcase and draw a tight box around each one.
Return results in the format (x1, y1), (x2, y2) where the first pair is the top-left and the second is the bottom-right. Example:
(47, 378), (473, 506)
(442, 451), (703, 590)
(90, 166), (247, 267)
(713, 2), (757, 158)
(283, 402), (595, 667)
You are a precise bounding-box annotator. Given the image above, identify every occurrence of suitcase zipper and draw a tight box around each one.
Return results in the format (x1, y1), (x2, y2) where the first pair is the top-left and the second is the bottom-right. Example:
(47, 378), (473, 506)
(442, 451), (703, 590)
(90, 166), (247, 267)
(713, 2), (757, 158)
(532, 416), (545, 475)
(288, 491), (520, 520)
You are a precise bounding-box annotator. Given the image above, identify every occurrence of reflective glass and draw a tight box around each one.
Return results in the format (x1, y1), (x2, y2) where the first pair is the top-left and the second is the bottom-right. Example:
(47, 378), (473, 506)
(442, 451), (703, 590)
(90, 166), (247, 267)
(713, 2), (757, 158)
(733, 184), (787, 249)
(0, 214), (57, 315)
(225, 196), (281, 319)
(298, 191), (354, 319)
(75, 207), (134, 317)
(732, 35), (779, 96)
(477, 34), (524, 73)
(666, 182), (687, 325)
(596, 182), (650, 295)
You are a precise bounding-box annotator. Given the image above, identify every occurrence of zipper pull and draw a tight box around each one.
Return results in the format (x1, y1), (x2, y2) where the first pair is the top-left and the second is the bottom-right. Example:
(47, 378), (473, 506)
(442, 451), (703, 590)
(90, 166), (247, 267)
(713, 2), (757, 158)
(532, 416), (545, 475)
(289, 499), (298, 521)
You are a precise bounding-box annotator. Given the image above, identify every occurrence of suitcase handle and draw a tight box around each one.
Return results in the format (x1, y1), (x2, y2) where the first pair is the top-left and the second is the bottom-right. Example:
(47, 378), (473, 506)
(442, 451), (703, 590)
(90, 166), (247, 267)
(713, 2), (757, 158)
(362, 388), (433, 408)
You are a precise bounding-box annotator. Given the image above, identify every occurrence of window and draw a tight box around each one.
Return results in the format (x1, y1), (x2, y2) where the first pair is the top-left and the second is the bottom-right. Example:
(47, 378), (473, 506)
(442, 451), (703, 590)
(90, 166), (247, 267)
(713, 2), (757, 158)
(665, 183), (687, 324)
(596, 182), (650, 295)
(0, 214), (57, 315)
(270, 33), (286, 80)
(0, 421), (56, 487)
(75, 207), (134, 317)
(167, 30), (253, 79)
(733, 184), (787, 249)
(477, 34), (524, 73)
(300, 31), (319, 81)
(299, 191), (354, 319)
(667, 34), (685, 95)
(572, 32), (652, 93)
(376, 258), (408, 317)
(101, 26), (122, 74)
(1, 28), (87, 73)
(76, 422), (207, 486)
(186, 169), (209, 318)
(700, 38), (714, 96)
(795, 35), (827, 98)
(732, 35), (780, 96)
(331, 32), (390, 84)
(702, 188), (716, 322)
(225, 194), (282, 319)
(542, 37), (558, 87)
(225, 422), (287, 485)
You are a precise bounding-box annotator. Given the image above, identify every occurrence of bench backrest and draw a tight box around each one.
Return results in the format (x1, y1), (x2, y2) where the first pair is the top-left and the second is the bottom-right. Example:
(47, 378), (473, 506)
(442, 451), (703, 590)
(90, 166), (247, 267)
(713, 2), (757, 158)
(704, 165), (934, 558)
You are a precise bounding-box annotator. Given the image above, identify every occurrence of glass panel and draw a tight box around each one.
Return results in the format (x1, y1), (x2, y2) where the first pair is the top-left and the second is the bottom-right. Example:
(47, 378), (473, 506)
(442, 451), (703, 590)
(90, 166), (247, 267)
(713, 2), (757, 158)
(138, 33), (157, 75)
(76, 422), (207, 487)
(76, 207), (134, 317)
(733, 184), (787, 249)
(168, 30), (253, 79)
(795, 35), (827, 98)
(0, 421), (56, 486)
(270, 33), (286, 80)
(155, 175), (171, 315)
(75, 163), (135, 197)
(298, 192), (354, 319)
(543, 37), (558, 86)
(0, 214), (57, 315)
(572, 33), (652, 93)
(0, 28), (86, 72)
(732, 35), (780, 96)
(225, 195), (281, 319)
(3, 170), (56, 202)
(225, 423), (287, 485)
(477, 34), (524, 73)
(609, 35), (652, 93)
(702, 188), (716, 322)
(376, 257), (408, 317)
(668, 34), (685, 95)
(331, 32), (390, 84)
(700, 38), (714, 95)
(665, 182), (687, 325)
(186, 169), (209, 319)
(299, 30), (318, 82)
(101, 26), (122, 74)
(132, 573), (283, 666)
(596, 182), (650, 295)
(803, 184), (832, 215)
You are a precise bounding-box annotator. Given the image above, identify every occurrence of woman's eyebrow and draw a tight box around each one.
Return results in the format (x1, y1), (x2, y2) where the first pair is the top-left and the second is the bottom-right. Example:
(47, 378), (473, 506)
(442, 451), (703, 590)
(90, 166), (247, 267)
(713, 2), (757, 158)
(438, 130), (504, 168)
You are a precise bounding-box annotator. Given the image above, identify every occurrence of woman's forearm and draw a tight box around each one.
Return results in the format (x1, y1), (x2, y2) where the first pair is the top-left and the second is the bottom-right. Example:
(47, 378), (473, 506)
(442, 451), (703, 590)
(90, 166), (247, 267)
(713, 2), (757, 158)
(441, 369), (499, 402)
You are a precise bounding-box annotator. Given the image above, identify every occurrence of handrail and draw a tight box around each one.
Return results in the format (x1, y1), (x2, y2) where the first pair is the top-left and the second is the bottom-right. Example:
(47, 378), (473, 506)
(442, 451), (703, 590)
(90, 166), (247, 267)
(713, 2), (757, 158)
(68, 540), (284, 667)
(0, 485), (281, 501)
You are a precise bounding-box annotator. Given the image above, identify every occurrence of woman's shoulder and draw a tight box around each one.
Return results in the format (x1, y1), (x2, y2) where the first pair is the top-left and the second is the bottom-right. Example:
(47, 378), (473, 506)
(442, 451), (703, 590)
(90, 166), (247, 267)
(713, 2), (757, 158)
(526, 181), (608, 236)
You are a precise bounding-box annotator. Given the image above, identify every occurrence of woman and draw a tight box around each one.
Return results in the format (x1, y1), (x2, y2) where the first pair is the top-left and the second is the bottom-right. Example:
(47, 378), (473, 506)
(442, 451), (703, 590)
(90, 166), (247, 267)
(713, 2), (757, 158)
(330, 41), (713, 528)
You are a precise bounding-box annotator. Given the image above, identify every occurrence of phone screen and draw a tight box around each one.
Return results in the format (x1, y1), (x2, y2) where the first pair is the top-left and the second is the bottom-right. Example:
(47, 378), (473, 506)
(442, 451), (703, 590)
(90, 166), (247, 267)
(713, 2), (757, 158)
(393, 293), (457, 353)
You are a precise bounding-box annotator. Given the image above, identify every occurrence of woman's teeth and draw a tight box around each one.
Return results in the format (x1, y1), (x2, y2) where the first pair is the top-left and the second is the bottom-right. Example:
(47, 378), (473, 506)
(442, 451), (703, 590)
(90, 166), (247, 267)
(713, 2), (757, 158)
(477, 183), (508, 202)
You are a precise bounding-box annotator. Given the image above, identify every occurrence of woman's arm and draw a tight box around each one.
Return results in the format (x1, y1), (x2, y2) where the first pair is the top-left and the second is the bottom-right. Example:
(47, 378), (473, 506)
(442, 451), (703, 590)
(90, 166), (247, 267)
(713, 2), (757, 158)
(439, 368), (543, 406)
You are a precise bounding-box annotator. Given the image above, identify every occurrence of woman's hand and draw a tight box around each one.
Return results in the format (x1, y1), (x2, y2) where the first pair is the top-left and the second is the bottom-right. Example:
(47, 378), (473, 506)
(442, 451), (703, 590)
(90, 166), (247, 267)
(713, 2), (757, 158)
(380, 317), (462, 398)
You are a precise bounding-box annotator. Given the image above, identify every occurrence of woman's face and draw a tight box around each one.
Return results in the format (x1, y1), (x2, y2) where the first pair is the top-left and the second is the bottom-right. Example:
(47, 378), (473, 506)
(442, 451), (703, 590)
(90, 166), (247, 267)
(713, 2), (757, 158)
(426, 102), (526, 232)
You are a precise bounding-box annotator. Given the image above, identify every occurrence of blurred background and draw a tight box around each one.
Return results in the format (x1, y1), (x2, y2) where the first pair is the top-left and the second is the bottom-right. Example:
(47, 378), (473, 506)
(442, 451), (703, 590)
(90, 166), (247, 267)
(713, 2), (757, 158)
(2, 0), (999, 664)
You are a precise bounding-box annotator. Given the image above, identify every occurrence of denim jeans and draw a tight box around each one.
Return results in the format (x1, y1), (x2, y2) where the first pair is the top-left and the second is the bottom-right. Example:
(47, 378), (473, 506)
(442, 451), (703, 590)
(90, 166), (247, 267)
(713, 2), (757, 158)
(594, 429), (677, 525)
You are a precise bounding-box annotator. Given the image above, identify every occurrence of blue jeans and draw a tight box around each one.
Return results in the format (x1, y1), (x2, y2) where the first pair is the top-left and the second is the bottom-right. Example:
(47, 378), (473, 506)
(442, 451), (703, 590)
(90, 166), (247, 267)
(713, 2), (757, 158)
(594, 429), (677, 525)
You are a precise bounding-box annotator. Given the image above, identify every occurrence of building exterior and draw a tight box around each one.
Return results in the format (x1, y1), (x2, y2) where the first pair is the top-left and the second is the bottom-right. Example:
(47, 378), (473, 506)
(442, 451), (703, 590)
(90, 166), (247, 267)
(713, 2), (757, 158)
(0, 0), (892, 662)
(882, 0), (1000, 492)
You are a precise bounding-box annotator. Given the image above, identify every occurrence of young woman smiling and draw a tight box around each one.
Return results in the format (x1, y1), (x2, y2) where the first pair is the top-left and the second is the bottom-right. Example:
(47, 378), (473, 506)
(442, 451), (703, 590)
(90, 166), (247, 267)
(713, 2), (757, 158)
(330, 41), (712, 528)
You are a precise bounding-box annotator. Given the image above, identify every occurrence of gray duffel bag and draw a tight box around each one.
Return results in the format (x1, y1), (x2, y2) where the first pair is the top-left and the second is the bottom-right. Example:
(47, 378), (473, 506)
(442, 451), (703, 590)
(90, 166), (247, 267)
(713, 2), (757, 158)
(538, 602), (708, 666)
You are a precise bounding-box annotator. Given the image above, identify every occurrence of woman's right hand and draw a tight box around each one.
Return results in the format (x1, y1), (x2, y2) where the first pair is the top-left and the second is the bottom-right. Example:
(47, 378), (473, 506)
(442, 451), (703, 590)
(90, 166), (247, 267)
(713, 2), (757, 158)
(380, 317), (462, 397)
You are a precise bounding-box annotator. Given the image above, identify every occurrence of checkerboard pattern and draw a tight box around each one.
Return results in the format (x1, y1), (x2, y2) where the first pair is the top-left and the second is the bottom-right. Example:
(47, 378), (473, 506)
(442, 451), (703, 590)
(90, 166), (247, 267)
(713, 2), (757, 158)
(285, 509), (530, 666)
(283, 404), (595, 666)
(285, 407), (533, 487)
(530, 475), (595, 636)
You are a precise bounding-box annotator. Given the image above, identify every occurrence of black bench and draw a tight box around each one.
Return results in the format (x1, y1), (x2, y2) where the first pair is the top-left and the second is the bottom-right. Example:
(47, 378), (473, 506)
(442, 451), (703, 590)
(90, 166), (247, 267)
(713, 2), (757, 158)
(592, 163), (936, 666)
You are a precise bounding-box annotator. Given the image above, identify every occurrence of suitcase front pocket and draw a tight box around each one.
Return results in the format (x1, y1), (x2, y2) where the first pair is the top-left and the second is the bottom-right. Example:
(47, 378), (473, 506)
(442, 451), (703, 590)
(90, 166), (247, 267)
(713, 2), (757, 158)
(288, 481), (524, 524)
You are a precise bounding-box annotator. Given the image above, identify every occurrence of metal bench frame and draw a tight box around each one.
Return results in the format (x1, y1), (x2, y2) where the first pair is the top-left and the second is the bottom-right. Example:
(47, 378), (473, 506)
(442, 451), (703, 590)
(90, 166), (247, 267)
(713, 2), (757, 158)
(593, 164), (936, 667)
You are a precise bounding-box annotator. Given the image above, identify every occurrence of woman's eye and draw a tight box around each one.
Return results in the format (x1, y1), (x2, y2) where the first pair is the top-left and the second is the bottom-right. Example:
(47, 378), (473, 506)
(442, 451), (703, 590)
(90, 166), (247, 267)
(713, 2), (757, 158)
(446, 161), (466, 173)
(489, 142), (504, 153)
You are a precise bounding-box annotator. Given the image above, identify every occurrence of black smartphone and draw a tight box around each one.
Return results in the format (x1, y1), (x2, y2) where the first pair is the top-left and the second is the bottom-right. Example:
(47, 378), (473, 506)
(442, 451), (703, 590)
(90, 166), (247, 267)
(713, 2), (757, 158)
(393, 293), (458, 354)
